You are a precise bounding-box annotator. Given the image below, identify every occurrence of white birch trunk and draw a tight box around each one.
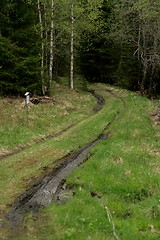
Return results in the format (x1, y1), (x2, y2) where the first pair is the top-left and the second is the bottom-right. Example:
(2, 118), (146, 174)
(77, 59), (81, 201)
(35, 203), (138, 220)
(37, 0), (45, 95)
(49, 0), (54, 96)
(70, 1), (74, 89)
(44, 3), (48, 74)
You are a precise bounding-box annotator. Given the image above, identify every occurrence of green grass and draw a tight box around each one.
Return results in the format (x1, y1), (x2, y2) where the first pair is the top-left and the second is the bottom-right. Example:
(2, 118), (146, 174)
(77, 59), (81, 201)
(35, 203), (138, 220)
(0, 83), (95, 150)
(0, 84), (160, 240)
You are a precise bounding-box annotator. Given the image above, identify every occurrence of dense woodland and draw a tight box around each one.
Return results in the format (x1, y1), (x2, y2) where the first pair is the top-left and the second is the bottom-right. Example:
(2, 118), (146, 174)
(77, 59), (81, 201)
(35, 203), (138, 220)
(0, 0), (160, 97)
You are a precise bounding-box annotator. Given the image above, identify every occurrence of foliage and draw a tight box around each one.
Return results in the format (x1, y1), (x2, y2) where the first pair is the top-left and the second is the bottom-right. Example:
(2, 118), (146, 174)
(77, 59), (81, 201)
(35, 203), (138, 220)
(110, 0), (160, 97)
(0, 0), (41, 95)
(79, 0), (160, 97)
(0, 0), (159, 96)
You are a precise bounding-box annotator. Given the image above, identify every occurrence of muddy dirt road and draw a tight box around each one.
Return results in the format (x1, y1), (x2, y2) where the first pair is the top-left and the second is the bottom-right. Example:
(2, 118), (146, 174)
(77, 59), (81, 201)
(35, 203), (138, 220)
(5, 89), (125, 227)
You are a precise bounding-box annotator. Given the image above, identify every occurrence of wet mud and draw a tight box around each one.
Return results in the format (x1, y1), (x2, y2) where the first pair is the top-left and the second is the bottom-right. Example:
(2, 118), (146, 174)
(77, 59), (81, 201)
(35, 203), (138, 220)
(88, 89), (105, 112)
(6, 133), (109, 226)
(5, 88), (125, 227)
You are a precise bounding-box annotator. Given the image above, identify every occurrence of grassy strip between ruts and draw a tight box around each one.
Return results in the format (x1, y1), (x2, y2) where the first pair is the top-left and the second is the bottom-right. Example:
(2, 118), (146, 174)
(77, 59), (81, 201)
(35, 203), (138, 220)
(0, 84), (160, 240)
(0, 84), (120, 237)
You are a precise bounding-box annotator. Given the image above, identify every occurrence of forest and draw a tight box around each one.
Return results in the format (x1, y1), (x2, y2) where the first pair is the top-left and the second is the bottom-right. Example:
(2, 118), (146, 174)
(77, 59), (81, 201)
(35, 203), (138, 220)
(0, 1), (160, 239)
(0, 0), (160, 98)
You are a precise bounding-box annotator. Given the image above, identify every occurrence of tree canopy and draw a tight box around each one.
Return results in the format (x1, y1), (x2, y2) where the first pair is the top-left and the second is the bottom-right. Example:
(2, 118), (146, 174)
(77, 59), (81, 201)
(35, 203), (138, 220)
(0, 0), (160, 97)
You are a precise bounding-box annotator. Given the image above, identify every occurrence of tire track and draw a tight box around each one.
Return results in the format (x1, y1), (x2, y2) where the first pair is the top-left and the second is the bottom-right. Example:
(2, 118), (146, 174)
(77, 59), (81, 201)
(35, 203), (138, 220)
(5, 88), (126, 227)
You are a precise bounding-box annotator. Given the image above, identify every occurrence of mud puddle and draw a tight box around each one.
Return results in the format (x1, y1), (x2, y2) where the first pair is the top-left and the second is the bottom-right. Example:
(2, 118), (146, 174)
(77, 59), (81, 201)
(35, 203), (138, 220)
(88, 89), (105, 112)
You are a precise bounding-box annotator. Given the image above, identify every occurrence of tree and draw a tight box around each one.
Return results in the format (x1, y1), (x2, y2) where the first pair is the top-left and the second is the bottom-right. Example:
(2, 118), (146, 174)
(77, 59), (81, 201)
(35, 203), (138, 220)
(49, 0), (55, 96)
(79, 1), (120, 84)
(0, 0), (41, 95)
(70, 0), (74, 89)
(51, 0), (104, 89)
(111, 0), (160, 97)
(37, 0), (45, 95)
(69, 0), (104, 89)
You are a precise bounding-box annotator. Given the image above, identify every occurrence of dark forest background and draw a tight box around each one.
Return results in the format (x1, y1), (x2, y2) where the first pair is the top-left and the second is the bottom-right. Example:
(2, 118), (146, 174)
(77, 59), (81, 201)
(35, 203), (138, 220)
(0, 0), (160, 97)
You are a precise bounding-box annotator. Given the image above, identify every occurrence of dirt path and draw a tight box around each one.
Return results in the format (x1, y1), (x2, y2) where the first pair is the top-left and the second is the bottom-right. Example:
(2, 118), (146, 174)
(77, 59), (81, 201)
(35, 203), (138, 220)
(5, 89), (125, 227)
(0, 90), (104, 161)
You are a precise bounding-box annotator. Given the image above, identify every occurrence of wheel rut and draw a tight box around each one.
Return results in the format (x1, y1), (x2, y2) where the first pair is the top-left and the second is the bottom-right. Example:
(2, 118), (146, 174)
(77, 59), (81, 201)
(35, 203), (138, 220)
(5, 88), (126, 227)
(0, 90), (104, 161)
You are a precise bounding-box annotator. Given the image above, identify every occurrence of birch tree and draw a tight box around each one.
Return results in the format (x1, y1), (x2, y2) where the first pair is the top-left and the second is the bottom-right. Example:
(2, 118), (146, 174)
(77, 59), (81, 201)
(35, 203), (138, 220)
(37, 0), (45, 95)
(70, 0), (74, 89)
(36, 0), (55, 96)
(36, 0), (104, 92)
(49, 0), (54, 96)
(0, 0), (40, 95)
(68, 0), (103, 89)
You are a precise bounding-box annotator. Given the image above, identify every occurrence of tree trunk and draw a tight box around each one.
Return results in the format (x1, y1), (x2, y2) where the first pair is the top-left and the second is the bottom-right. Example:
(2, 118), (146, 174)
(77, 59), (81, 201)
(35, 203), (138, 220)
(44, 2), (49, 86)
(49, 0), (54, 96)
(37, 0), (45, 95)
(70, 1), (74, 89)
(140, 21), (148, 95)
(140, 59), (147, 95)
(137, 21), (141, 61)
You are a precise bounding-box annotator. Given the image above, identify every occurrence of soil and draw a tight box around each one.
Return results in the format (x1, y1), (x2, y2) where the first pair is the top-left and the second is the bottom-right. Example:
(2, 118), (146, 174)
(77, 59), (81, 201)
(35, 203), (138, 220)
(5, 89), (125, 227)
(6, 136), (108, 226)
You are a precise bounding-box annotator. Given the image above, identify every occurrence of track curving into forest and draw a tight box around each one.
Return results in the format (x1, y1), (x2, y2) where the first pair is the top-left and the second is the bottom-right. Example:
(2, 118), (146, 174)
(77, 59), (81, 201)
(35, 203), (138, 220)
(0, 90), (104, 161)
(6, 88), (126, 227)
